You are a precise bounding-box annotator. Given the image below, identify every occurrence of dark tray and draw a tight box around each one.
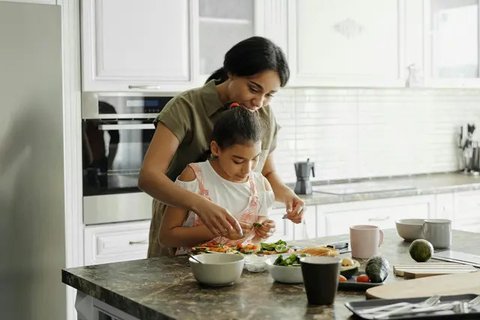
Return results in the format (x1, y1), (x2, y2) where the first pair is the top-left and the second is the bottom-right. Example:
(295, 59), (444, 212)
(345, 294), (480, 319)
(338, 272), (384, 291)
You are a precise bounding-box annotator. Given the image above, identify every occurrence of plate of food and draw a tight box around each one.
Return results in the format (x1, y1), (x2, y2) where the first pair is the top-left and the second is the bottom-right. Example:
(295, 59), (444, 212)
(338, 256), (389, 290)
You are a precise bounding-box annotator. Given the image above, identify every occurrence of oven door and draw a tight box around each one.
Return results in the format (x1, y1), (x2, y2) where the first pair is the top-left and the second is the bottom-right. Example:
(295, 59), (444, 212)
(82, 119), (155, 196)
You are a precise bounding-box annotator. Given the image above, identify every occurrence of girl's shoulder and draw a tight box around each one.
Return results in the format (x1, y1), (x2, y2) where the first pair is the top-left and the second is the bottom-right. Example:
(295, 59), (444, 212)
(251, 172), (272, 192)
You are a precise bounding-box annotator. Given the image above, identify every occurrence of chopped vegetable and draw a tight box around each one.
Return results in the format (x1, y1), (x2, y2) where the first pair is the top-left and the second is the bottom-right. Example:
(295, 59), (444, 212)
(338, 275), (348, 282)
(260, 240), (288, 252)
(273, 254), (301, 266)
(253, 222), (263, 228)
(356, 274), (370, 283)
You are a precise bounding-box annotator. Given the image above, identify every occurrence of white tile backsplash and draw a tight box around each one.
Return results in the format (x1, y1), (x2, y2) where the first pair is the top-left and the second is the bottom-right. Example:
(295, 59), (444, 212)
(272, 88), (480, 183)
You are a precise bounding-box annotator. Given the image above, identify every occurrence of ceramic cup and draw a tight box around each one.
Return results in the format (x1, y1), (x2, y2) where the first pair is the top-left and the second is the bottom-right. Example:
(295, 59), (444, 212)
(422, 219), (452, 249)
(350, 225), (384, 259)
(300, 256), (341, 305)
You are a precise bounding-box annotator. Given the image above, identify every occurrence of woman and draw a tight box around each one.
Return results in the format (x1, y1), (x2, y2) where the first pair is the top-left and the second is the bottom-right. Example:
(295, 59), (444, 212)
(138, 36), (304, 257)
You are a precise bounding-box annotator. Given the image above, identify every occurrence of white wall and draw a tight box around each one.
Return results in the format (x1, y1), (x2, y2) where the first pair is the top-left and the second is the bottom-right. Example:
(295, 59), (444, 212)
(273, 88), (480, 183)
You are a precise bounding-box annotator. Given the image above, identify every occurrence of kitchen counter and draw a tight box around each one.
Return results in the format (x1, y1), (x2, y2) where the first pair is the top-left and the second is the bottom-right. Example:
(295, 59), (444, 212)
(289, 172), (480, 207)
(62, 229), (480, 320)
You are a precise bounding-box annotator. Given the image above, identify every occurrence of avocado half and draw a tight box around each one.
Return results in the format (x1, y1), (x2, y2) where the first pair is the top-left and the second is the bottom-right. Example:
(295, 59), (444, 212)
(340, 259), (361, 279)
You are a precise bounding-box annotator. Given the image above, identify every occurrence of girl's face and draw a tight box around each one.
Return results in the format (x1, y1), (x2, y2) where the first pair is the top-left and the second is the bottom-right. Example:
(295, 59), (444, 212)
(226, 70), (281, 112)
(210, 140), (262, 183)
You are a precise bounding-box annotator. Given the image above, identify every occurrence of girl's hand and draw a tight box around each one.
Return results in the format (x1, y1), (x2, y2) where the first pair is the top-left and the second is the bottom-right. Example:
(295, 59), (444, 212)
(279, 188), (305, 224)
(195, 198), (243, 237)
(254, 219), (276, 239)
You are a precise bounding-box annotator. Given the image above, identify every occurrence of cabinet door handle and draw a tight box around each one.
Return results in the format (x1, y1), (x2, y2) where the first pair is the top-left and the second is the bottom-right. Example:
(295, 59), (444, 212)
(128, 85), (164, 90)
(368, 216), (390, 222)
(129, 240), (147, 245)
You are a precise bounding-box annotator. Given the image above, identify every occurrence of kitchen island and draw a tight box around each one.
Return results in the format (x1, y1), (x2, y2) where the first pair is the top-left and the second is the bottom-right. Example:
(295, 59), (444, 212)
(63, 229), (480, 320)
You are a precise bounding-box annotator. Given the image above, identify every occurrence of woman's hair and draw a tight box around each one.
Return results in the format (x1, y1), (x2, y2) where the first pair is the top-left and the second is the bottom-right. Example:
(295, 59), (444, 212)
(211, 107), (265, 150)
(206, 36), (290, 87)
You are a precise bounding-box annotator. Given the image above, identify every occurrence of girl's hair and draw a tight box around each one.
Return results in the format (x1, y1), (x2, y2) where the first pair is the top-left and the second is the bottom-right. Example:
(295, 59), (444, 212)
(211, 107), (265, 150)
(206, 36), (290, 87)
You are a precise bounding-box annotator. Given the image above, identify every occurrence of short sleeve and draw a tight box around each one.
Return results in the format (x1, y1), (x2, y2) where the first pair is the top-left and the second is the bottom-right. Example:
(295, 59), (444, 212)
(155, 95), (192, 143)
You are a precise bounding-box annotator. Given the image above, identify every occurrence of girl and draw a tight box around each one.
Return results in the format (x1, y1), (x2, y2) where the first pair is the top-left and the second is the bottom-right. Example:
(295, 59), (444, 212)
(139, 36), (304, 257)
(159, 106), (276, 253)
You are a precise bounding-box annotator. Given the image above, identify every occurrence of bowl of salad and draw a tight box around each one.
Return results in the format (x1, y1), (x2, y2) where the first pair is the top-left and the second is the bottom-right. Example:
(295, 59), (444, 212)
(265, 254), (304, 284)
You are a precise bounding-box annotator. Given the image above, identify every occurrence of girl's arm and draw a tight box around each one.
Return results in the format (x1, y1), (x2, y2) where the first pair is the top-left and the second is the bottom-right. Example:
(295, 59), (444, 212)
(158, 166), (216, 248)
(138, 124), (242, 236)
(262, 154), (304, 224)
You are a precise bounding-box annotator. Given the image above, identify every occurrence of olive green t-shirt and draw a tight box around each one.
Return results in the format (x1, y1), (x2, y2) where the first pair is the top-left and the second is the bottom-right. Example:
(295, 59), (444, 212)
(156, 80), (279, 180)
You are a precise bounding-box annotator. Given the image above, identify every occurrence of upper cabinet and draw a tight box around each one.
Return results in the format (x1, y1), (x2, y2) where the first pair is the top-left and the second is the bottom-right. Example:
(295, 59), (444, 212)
(425, 0), (480, 87)
(81, 0), (192, 92)
(81, 0), (264, 92)
(287, 0), (406, 87)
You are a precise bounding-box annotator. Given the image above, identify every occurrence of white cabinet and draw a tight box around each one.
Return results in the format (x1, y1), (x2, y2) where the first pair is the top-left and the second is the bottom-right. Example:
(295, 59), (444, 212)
(453, 190), (480, 232)
(288, 0), (406, 87)
(81, 0), (192, 91)
(269, 207), (294, 241)
(317, 195), (435, 236)
(424, 0), (480, 87)
(84, 220), (150, 265)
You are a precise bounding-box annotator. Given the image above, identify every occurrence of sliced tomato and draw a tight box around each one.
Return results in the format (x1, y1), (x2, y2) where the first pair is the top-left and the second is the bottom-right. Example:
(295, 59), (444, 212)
(338, 275), (348, 282)
(356, 274), (370, 283)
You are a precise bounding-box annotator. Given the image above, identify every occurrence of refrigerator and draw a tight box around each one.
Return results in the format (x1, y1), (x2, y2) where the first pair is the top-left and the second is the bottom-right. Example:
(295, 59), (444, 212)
(0, 2), (66, 319)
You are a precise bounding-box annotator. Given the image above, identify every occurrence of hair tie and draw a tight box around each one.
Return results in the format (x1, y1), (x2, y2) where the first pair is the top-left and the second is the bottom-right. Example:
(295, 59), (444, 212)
(228, 102), (241, 109)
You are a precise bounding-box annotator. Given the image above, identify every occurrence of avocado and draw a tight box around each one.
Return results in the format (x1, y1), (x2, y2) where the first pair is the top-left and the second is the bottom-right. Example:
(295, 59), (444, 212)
(365, 256), (390, 283)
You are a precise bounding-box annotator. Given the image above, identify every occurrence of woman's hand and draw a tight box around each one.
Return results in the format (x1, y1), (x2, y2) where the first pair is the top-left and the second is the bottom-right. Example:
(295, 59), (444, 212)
(279, 187), (304, 224)
(254, 219), (276, 239)
(194, 197), (243, 237)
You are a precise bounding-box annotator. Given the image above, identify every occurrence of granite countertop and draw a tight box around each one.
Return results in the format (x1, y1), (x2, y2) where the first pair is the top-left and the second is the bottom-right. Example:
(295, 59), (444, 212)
(63, 229), (480, 320)
(287, 172), (480, 208)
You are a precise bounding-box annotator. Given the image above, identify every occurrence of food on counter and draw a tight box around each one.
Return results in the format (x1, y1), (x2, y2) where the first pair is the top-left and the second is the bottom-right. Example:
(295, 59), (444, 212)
(273, 254), (302, 267)
(409, 239), (434, 262)
(338, 275), (348, 282)
(237, 243), (260, 254)
(355, 274), (370, 283)
(340, 258), (360, 279)
(297, 246), (338, 256)
(191, 244), (238, 254)
(259, 240), (290, 254)
(365, 256), (390, 283)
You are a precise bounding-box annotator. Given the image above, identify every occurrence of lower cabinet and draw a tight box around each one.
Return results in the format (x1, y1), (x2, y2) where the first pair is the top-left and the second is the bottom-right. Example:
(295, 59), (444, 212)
(453, 190), (480, 233)
(84, 220), (150, 266)
(318, 195), (435, 237)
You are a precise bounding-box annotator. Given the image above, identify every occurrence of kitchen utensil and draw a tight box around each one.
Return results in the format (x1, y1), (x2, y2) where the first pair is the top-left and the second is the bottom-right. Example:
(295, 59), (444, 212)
(433, 250), (480, 267)
(372, 295), (440, 318)
(346, 293), (480, 320)
(358, 295), (439, 317)
(393, 262), (477, 279)
(294, 159), (315, 195)
(188, 254), (203, 264)
(366, 271), (480, 299)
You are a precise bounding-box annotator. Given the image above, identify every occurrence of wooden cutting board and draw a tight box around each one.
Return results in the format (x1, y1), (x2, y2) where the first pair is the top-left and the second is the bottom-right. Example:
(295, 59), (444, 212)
(366, 271), (480, 299)
(393, 262), (477, 279)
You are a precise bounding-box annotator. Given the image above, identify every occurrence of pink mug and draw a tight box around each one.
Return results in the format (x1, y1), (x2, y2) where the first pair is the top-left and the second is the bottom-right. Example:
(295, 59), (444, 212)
(350, 225), (384, 259)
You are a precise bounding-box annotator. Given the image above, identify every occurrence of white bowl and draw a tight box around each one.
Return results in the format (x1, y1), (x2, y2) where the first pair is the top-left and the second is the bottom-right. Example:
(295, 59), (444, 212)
(396, 218), (425, 241)
(265, 256), (303, 284)
(189, 253), (245, 286)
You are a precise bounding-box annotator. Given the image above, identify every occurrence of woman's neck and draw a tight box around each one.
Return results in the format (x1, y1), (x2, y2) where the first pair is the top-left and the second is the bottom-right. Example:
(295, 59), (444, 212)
(215, 81), (230, 104)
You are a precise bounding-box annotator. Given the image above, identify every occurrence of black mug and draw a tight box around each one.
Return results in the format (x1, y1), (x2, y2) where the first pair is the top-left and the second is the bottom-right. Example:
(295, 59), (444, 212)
(300, 256), (341, 305)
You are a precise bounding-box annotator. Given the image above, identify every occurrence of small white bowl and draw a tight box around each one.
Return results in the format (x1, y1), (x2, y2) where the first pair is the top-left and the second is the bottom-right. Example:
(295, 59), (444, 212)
(189, 253), (244, 286)
(396, 218), (425, 241)
(265, 256), (303, 284)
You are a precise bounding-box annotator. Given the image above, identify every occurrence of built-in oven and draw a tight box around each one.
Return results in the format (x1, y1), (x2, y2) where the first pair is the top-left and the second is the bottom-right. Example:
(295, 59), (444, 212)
(82, 93), (173, 225)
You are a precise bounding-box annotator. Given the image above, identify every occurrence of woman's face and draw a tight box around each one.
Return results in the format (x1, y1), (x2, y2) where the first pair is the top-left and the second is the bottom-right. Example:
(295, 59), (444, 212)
(210, 140), (262, 183)
(226, 70), (281, 111)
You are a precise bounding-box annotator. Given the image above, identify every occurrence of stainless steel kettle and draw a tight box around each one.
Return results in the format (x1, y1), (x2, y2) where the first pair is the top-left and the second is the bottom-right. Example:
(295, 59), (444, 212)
(294, 159), (315, 195)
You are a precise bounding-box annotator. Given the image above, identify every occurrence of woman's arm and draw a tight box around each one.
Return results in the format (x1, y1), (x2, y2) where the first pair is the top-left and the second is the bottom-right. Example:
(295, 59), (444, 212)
(138, 124), (242, 236)
(262, 154), (304, 224)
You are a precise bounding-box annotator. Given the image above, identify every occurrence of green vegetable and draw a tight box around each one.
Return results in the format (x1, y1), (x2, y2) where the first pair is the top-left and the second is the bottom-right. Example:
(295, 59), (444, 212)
(273, 254), (300, 266)
(409, 239), (434, 262)
(365, 256), (390, 283)
(260, 240), (287, 252)
(253, 222), (263, 228)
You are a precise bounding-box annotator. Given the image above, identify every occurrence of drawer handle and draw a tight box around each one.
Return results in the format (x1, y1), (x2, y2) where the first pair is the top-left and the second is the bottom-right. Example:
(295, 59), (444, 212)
(368, 216), (390, 222)
(129, 240), (147, 245)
